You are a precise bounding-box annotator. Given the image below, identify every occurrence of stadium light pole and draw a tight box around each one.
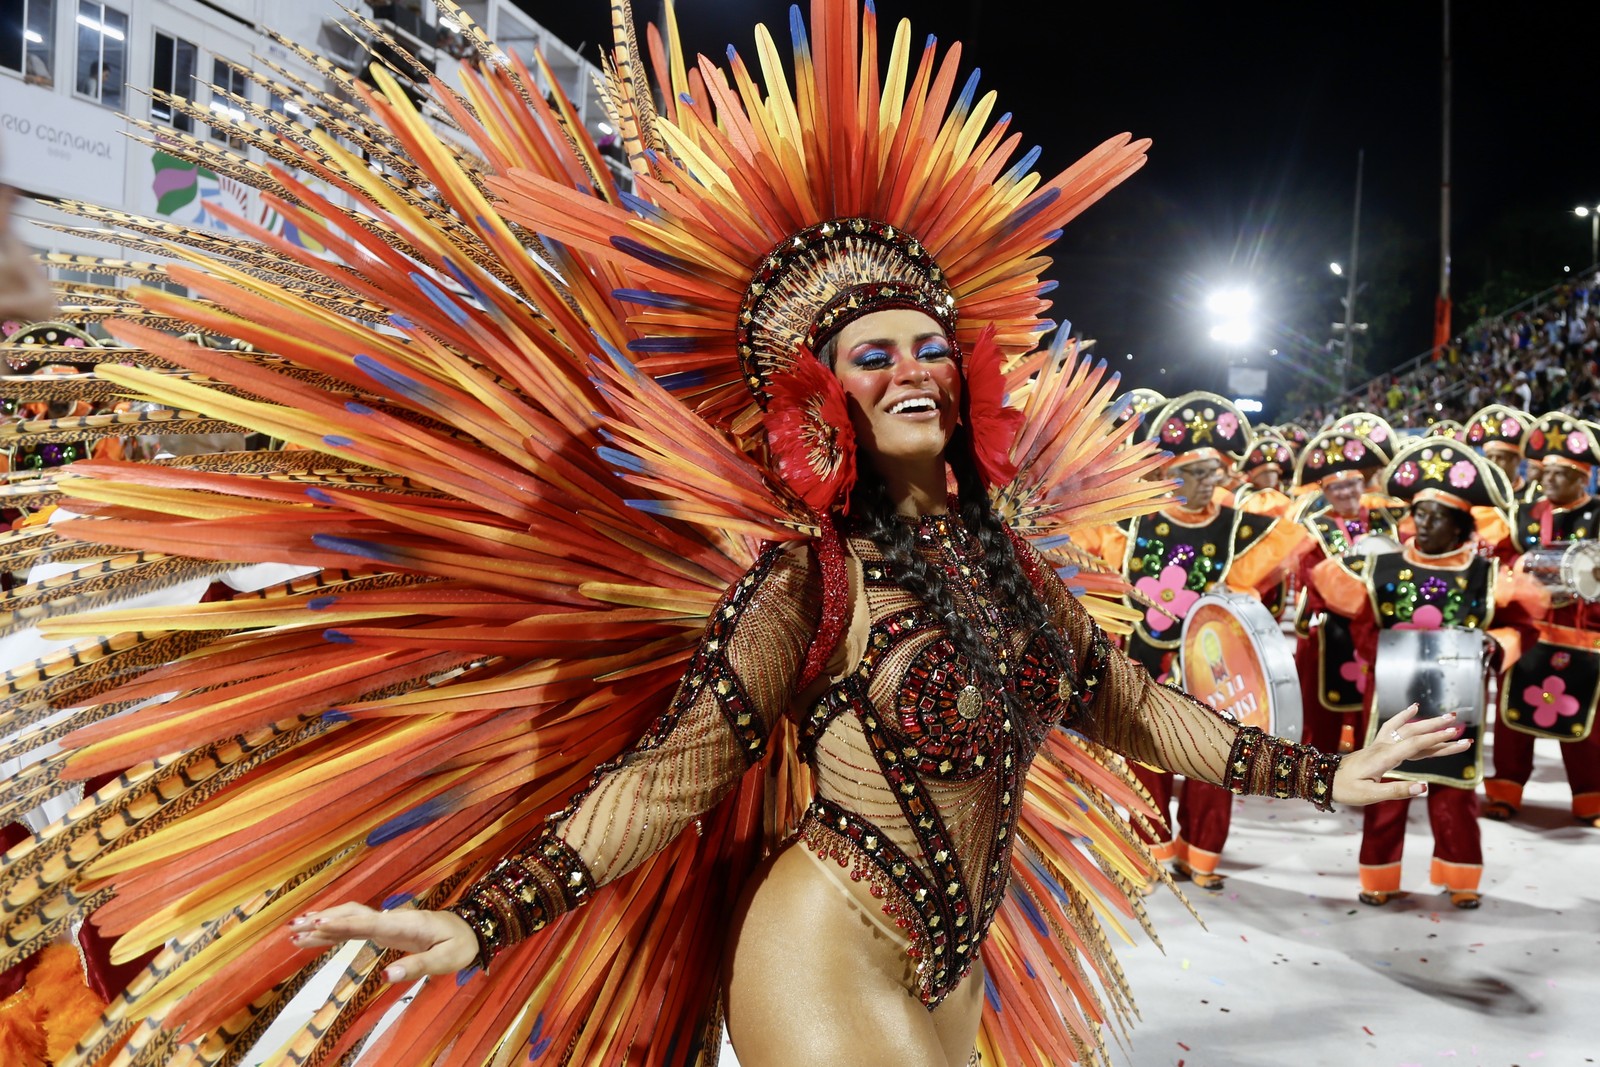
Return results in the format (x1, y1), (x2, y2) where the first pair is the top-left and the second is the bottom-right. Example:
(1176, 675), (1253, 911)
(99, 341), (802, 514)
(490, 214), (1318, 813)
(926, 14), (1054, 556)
(1575, 206), (1599, 267)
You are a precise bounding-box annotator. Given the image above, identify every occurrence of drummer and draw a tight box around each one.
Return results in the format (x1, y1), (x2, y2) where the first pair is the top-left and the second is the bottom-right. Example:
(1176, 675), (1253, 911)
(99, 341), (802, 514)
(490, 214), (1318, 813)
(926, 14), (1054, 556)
(1112, 393), (1311, 889)
(1332, 412), (1409, 516)
(1292, 427), (1403, 753)
(1485, 412), (1600, 826)
(1235, 433), (1298, 618)
(1464, 404), (1535, 498)
(1310, 438), (1543, 907)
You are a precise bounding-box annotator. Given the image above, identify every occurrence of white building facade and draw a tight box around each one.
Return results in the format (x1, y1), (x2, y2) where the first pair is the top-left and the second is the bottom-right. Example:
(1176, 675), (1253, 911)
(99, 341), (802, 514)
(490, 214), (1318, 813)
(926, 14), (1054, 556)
(1, 0), (618, 275)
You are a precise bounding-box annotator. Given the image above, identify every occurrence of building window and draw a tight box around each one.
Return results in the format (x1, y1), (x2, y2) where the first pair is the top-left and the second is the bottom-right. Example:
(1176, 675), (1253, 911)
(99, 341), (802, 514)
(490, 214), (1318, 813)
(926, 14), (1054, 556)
(209, 55), (247, 146)
(74, 0), (125, 107)
(151, 31), (198, 132)
(1, 0), (57, 87)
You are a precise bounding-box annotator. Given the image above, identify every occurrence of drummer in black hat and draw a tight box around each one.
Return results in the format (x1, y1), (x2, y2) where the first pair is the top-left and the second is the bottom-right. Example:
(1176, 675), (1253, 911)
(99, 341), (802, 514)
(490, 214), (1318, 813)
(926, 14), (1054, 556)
(1235, 433), (1297, 618)
(1292, 428), (1404, 755)
(1115, 393), (1312, 889)
(1485, 413), (1600, 826)
(1464, 404), (1534, 502)
(1310, 438), (1544, 907)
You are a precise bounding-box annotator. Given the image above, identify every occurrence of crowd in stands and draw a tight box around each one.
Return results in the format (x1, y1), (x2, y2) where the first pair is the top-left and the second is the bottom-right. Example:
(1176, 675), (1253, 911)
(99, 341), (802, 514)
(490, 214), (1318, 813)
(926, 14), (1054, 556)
(1296, 273), (1600, 430)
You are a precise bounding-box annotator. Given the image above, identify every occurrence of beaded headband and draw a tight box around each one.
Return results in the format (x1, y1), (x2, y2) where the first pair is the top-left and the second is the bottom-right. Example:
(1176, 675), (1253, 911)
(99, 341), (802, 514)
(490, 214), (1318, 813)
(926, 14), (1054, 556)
(737, 218), (958, 406)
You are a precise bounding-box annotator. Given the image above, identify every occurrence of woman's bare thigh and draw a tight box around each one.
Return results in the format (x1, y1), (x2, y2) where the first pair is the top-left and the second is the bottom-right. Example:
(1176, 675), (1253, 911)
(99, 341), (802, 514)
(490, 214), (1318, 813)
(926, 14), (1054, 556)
(724, 843), (982, 1067)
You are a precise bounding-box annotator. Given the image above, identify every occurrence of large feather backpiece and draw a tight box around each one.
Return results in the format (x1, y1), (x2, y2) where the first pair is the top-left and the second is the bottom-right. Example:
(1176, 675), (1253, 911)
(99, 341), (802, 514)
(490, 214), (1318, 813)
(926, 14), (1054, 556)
(0, 2), (1174, 1064)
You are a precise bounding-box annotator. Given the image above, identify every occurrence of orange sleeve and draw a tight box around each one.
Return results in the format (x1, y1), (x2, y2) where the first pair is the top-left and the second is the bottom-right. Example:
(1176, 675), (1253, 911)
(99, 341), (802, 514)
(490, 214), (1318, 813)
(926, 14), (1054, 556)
(1473, 505), (1509, 549)
(1225, 519), (1313, 594)
(1238, 487), (1292, 519)
(1494, 565), (1551, 618)
(1310, 556), (1368, 619)
(1485, 627), (1522, 667)
(1068, 524), (1127, 569)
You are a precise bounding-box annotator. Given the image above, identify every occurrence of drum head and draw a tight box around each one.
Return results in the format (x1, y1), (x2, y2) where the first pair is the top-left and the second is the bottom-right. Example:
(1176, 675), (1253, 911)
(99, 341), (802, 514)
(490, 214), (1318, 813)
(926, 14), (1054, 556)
(1567, 542), (1600, 602)
(1351, 533), (1401, 556)
(1179, 593), (1302, 739)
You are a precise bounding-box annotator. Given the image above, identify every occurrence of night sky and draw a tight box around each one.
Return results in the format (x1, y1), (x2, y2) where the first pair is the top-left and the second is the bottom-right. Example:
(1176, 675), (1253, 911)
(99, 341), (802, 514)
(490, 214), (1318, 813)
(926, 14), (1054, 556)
(519, 0), (1600, 419)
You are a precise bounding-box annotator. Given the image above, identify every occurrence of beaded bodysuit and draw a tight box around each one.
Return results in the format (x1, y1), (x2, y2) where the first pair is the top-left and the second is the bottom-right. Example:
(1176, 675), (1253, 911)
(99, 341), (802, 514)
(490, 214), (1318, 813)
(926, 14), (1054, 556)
(454, 515), (1337, 1007)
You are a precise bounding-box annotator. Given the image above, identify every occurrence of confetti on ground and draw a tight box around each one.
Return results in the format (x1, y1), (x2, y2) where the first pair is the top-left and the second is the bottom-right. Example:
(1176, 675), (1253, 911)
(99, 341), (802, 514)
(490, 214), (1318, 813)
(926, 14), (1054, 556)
(1363, 1026), (1374, 1036)
(1177, 1042), (1190, 1051)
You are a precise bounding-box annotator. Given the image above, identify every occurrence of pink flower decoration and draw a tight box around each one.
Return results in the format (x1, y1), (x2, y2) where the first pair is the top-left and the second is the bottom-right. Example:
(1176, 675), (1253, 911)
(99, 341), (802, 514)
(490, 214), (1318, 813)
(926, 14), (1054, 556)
(64, 337), (85, 347)
(1370, 425), (1388, 443)
(1161, 417), (1186, 444)
(1524, 675), (1580, 729)
(1217, 412), (1239, 438)
(1343, 439), (1366, 461)
(1448, 460), (1476, 488)
(1396, 604), (1443, 631)
(1135, 564), (1200, 635)
(1394, 461), (1418, 486)
(1339, 650), (1371, 695)
(1504, 417), (1522, 436)
(1571, 430), (1589, 452)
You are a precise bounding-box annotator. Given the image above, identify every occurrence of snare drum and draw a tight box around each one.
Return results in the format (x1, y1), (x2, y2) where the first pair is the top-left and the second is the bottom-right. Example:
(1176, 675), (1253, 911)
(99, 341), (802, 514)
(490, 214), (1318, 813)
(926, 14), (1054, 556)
(1519, 542), (1600, 605)
(1179, 592), (1302, 740)
(1370, 627), (1491, 787)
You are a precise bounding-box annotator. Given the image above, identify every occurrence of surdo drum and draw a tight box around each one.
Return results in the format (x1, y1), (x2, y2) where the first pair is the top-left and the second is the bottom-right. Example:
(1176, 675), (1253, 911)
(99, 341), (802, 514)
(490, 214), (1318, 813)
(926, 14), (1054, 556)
(1179, 592), (1302, 740)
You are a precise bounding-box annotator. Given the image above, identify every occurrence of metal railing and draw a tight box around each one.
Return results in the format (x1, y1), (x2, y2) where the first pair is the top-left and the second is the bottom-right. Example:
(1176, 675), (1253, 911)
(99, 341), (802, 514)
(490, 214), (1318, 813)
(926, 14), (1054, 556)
(1290, 264), (1600, 423)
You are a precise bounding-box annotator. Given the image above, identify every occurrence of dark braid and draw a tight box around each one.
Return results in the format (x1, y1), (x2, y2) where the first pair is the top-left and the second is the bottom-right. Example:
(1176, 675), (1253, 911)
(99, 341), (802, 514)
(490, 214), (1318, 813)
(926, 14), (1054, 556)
(846, 424), (1076, 703)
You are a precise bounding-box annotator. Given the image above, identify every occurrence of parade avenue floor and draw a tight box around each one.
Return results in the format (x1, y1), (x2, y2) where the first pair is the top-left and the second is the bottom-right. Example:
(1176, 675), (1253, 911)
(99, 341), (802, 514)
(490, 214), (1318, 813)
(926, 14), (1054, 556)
(251, 739), (1600, 1067)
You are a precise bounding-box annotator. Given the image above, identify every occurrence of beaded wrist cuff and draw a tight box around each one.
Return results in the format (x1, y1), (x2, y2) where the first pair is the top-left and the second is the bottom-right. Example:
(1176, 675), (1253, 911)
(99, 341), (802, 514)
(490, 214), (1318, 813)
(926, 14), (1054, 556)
(1222, 726), (1341, 813)
(448, 836), (596, 971)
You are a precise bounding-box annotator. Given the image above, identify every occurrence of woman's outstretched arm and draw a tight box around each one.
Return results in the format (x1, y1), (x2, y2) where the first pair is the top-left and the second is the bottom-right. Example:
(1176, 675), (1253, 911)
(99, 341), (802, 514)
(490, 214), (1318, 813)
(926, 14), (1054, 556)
(289, 542), (822, 979)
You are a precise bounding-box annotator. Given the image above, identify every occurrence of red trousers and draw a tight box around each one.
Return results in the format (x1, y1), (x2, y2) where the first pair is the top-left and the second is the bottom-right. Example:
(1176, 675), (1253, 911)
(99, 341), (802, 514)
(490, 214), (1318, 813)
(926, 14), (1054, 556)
(1296, 633), (1358, 753)
(1486, 715), (1600, 818)
(1358, 786), (1482, 893)
(1129, 763), (1233, 874)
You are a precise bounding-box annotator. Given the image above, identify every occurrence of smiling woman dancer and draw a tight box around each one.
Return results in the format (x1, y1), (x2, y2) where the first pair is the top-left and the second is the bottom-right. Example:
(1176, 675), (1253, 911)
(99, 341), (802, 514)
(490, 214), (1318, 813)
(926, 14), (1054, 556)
(0, 3), (1467, 1066)
(291, 290), (1465, 1066)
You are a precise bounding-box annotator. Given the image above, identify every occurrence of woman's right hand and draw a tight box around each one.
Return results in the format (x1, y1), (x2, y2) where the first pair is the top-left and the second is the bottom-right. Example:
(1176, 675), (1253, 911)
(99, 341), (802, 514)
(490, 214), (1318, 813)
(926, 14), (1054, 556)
(289, 902), (479, 982)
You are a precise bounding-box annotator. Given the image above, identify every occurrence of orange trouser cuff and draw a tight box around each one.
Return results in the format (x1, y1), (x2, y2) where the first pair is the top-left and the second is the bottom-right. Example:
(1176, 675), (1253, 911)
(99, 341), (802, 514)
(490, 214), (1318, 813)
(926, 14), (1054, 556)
(1359, 862), (1402, 894)
(1177, 840), (1221, 876)
(1148, 839), (1178, 864)
(1430, 858), (1483, 892)
(1483, 779), (1523, 809)
(1574, 792), (1600, 819)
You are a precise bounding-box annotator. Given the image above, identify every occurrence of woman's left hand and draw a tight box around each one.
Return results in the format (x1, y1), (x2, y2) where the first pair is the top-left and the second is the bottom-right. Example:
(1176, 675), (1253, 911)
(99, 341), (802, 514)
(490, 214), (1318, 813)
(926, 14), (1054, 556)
(1331, 703), (1470, 805)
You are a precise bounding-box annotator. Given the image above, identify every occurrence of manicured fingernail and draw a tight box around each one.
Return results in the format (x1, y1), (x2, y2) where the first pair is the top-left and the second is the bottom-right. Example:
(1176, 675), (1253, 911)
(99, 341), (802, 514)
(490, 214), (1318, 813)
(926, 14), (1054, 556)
(290, 917), (308, 929)
(313, 917), (326, 927)
(385, 965), (404, 982)
(1442, 711), (1457, 721)
(1410, 783), (1427, 795)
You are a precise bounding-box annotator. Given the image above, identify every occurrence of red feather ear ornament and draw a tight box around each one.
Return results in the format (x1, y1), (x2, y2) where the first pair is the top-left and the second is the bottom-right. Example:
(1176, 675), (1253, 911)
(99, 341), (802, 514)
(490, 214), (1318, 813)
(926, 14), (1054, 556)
(961, 324), (1026, 487)
(764, 349), (858, 515)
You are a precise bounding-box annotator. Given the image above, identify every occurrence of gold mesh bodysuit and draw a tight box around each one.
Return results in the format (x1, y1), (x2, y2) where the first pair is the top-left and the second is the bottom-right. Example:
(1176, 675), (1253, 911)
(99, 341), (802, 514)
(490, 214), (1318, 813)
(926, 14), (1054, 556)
(452, 515), (1336, 1006)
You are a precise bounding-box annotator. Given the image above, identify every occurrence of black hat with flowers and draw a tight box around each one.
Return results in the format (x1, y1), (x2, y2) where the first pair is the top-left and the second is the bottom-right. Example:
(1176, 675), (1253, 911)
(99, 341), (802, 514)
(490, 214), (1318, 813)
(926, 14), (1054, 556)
(1330, 411), (1398, 466)
(1463, 404), (1533, 458)
(1383, 436), (1512, 513)
(1142, 391), (1251, 469)
(1294, 427), (1380, 489)
(1240, 433), (1293, 475)
(1526, 412), (1600, 475)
